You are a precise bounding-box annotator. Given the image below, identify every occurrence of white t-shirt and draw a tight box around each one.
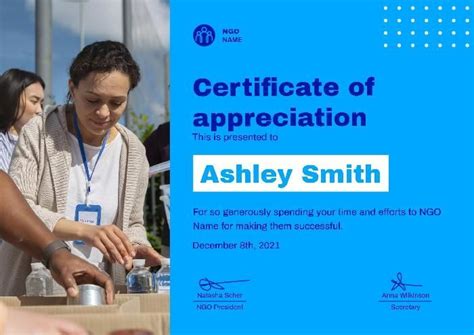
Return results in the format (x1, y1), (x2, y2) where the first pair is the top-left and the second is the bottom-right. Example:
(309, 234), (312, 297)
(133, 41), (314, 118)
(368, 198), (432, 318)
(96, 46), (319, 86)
(65, 132), (123, 265)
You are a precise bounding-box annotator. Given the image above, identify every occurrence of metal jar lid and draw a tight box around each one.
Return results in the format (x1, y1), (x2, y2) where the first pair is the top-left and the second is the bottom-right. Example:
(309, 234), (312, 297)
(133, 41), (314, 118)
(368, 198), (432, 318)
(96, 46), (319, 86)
(67, 284), (106, 306)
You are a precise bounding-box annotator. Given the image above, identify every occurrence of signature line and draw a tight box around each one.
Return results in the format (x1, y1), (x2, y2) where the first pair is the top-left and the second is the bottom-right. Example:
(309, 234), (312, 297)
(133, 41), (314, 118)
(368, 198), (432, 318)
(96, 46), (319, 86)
(199, 278), (250, 291)
(193, 300), (247, 303)
(391, 272), (422, 291)
(379, 300), (432, 303)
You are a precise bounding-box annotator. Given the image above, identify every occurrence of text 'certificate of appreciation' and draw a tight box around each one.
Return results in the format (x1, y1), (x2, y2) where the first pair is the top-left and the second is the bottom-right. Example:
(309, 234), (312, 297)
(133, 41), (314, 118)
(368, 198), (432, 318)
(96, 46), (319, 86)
(171, 0), (474, 334)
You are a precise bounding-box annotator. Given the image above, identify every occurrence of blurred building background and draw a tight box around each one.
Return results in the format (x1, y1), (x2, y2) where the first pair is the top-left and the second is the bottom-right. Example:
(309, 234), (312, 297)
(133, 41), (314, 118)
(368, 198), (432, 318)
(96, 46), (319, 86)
(0, 0), (170, 126)
(0, 0), (170, 253)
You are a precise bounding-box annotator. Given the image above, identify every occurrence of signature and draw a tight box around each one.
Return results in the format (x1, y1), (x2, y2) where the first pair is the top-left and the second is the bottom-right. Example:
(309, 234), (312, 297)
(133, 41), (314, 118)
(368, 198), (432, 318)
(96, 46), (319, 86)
(199, 278), (250, 291)
(391, 272), (422, 291)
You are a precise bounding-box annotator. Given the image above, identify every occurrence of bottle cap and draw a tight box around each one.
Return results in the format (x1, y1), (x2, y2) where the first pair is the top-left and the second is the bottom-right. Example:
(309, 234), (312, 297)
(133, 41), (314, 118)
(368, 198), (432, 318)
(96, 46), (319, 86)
(132, 259), (146, 267)
(161, 258), (170, 266)
(31, 262), (44, 271)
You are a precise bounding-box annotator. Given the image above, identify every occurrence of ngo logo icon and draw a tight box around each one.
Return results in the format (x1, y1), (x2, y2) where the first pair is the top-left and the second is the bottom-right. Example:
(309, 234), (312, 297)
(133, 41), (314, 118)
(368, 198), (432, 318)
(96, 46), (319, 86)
(194, 24), (215, 46)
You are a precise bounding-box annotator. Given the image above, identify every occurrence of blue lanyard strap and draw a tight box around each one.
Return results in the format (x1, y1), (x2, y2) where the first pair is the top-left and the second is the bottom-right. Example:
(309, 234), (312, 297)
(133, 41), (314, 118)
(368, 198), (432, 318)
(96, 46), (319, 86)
(72, 112), (109, 202)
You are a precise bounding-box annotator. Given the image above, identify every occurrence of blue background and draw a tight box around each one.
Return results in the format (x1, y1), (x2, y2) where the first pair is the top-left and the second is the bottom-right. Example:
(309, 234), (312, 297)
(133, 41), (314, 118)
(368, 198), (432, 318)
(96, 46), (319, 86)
(171, 0), (474, 334)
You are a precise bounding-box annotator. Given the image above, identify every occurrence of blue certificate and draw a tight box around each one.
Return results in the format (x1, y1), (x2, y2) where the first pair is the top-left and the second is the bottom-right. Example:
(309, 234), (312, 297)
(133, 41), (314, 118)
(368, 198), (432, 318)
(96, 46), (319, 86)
(172, 0), (474, 333)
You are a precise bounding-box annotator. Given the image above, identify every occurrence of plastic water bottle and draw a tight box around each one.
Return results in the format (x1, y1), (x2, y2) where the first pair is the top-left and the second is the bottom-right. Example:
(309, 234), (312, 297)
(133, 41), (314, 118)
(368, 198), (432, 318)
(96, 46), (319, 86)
(25, 262), (53, 296)
(126, 259), (154, 293)
(155, 258), (170, 294)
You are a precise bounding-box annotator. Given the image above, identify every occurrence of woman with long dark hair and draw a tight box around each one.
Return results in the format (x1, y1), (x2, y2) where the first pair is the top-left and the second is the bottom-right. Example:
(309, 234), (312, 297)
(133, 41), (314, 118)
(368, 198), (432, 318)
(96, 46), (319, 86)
(0, 68), (45, 172)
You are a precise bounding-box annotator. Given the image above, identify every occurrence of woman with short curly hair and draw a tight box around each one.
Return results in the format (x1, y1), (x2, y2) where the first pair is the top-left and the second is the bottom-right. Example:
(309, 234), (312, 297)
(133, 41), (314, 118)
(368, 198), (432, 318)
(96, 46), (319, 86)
(0, 40), (162, 295)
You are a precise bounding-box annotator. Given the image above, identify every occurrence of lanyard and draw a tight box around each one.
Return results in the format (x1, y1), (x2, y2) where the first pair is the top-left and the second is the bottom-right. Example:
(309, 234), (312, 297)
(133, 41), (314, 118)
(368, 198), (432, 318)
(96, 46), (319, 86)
(73, 112), (109, 205)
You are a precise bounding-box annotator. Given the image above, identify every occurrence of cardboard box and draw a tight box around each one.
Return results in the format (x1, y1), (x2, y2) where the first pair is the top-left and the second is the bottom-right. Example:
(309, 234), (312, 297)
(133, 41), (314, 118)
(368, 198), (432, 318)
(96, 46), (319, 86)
(0, 294), (170, 334)
(0, 297), (20, 307)
(19, 296), (67, 306)
(0, 295), (140, 314)
(15, 298), (140, 315)
(14, 293), (170, 313)
(115, 294), (170, 313)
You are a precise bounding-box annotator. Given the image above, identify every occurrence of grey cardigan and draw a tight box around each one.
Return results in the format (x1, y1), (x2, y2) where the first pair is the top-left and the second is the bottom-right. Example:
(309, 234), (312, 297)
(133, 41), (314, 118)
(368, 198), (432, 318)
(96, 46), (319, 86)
(0, 105), (150, 296)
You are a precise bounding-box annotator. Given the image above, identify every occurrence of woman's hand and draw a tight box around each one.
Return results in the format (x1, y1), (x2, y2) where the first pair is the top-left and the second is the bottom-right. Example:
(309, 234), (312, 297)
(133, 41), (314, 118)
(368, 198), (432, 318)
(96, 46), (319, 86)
(134, 244), (163, 267)
(82, 225), (136, 266)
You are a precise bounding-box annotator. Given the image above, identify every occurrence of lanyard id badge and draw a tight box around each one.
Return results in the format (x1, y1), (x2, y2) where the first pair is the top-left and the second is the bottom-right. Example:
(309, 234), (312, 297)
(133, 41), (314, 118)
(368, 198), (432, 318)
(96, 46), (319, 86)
(72, 111), (109, 246)
(73, 111), (109, 206)
(74, 204), (102, 245)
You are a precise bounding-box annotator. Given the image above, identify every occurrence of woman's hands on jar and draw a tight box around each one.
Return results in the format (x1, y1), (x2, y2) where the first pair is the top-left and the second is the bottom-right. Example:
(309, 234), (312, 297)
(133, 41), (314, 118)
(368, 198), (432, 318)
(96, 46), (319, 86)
(133, 244), (163, 267)
(82, 225), (136, 268)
